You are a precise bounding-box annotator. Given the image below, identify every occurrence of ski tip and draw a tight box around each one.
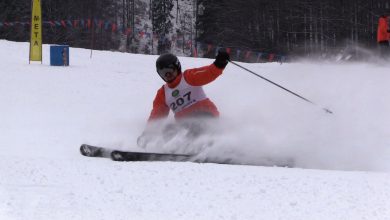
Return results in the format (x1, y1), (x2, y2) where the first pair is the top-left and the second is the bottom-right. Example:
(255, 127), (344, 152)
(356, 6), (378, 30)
(79, 144), (87, 153)
(80, 144), (91, 156)
(80, 144), (103, 157)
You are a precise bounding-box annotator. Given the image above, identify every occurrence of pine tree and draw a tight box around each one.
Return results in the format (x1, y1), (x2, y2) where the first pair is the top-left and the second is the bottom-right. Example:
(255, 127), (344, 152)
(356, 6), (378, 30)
(151, 0), (174, 54)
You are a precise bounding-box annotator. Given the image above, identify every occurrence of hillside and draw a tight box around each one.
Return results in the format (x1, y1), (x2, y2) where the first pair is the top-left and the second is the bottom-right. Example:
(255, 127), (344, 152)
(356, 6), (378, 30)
(1, 40), (390, 219)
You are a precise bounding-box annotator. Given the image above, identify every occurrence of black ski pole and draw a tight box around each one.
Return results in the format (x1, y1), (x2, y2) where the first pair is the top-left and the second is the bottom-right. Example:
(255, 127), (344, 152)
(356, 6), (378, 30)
(229, 60), (333, 114)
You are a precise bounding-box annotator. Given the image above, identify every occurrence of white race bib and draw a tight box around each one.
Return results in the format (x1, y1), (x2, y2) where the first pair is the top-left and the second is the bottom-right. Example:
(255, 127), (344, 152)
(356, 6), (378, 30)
(164, 77), (207, 113)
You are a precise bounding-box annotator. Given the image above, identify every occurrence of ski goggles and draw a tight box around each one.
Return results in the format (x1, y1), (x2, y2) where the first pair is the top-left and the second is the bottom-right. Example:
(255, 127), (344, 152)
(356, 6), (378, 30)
(157, 67), (176, 81)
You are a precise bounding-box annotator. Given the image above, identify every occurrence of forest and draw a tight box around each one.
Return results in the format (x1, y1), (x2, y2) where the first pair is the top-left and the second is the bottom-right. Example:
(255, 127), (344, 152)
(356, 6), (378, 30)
(0, 0), (389, 61)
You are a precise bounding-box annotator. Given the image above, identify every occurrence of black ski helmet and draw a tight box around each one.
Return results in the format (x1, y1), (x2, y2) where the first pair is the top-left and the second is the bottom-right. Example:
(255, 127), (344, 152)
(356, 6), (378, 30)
(156, 53), (182, 74)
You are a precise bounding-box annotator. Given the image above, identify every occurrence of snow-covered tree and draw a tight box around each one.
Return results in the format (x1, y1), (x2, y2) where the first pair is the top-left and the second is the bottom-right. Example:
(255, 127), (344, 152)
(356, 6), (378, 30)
(151, 0), (174, 54)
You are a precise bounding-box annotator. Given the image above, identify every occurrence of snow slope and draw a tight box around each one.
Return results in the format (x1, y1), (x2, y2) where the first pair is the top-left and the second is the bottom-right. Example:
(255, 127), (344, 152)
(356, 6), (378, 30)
(1, 40), (390, 219)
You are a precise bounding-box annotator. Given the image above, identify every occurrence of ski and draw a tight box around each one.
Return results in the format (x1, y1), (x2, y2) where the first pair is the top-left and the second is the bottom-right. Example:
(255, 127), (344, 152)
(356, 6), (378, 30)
(80, 144), (115, 158)
(80, 144), (295, 167)
(80, 144), (192, 162)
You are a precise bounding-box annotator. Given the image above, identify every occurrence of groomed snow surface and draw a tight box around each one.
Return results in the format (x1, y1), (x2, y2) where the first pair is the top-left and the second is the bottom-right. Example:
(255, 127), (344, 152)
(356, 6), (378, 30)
(1, 40), (390, 219)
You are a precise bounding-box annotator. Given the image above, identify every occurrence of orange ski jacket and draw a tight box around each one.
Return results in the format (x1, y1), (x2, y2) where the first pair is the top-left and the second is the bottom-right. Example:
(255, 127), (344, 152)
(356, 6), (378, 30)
(377, 16), (390, 42)
(148, 64), (223, 121)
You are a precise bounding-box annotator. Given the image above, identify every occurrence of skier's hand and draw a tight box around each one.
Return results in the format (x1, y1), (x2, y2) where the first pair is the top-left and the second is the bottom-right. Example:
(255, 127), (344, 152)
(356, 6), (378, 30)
(214, 50), (230, 69)
(137, 132), (148, 148)
(137, 129), (153, 148)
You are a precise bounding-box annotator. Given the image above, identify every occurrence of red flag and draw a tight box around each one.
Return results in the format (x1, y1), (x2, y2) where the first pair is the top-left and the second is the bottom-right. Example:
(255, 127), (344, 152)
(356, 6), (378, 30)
(125, 28), (132, 35)
(226, 48), (231, 54)
(111, 23), (117, 32)
(207, 44), (213, 53)
(87, 19), (92, 29)
(193, 47), (198, 57)
(245, 51), (251, 59)
(61, 20), (66, 28)
(268, 53), (275, 62)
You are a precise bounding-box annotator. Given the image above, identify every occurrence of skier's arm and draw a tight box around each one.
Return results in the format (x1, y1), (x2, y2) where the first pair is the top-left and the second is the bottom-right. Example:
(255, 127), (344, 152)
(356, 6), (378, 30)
(183, 64), (223, 86)
(184, 50), (230, 86)
(148, 86), (169, 122)
(137, 88), (169, 148)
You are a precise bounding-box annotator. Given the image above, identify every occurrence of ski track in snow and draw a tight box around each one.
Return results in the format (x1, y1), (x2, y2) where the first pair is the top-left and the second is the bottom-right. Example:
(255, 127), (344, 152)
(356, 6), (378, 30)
(1, 40), (390, 219)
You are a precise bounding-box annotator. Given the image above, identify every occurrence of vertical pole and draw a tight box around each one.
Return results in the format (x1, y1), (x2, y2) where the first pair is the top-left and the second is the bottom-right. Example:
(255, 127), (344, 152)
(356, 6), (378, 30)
(151, 0), (154, 54)
(194, 0), (198, 53)
(29, 0), (32, 64)
(132, 0), (135, 49)
(89, 0), (96, 58)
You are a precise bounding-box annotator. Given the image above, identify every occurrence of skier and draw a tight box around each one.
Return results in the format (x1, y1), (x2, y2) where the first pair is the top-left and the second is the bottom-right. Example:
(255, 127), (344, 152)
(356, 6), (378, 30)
(148, 50), (229, 121)
(138, 50), (230, 147)
(377, 15), (390, 57)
